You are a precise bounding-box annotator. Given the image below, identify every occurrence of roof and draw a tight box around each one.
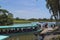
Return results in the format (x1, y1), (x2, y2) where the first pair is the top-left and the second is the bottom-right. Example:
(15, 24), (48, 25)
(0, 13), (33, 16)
(0, 23), (37, 28)
(0, 22), (56, 28)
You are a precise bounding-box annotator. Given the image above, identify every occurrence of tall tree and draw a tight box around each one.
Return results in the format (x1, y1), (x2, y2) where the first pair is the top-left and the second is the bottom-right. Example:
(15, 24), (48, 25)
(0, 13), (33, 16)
(46, 0), (60, 26)
(46, 0), (59, 20)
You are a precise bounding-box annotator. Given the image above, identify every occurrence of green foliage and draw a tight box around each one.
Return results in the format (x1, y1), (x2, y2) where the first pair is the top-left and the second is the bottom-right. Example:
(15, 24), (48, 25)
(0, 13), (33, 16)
(28, 18), (38, 21)
(0, 9), (13, 25)
(15, 17), (20, 20)
(46, 0), (59, 20)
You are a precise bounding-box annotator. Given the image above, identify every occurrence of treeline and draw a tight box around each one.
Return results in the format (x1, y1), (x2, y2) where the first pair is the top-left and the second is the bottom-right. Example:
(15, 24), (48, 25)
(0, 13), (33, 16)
(14, 17), (57, 22)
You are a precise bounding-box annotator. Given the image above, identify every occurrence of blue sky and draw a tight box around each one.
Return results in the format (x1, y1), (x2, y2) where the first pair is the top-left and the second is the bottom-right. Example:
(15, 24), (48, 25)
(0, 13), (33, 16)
(0, 0), (51, 19)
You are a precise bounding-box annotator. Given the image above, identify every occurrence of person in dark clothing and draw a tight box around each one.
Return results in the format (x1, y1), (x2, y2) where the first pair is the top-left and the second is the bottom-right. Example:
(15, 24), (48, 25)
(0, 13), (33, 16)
(39, 34), (45, 40)
(45, 23), (48, 28)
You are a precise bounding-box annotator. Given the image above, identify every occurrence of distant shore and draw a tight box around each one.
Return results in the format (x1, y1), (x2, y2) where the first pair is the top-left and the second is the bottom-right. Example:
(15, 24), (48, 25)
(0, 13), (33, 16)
(13, 20), (59, 24)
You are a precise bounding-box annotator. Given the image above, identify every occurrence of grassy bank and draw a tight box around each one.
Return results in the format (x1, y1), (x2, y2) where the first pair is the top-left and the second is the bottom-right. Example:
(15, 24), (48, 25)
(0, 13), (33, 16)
(13, 20), (57, 24)
(13, 20), (32, 24)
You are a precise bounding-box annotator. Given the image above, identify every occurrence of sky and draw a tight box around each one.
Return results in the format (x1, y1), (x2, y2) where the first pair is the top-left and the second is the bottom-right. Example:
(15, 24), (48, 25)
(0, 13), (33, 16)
(0, 0), (51, 19)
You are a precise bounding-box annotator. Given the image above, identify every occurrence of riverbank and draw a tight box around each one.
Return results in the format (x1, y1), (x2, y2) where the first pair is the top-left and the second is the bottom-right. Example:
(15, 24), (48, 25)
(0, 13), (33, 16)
(13, 20), (58, 24)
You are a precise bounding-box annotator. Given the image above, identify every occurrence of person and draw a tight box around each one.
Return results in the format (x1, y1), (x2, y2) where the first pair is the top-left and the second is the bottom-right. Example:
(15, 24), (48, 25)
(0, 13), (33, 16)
(34, 32), (38, 40)
(45, 23), (48, 28)
(36, 31), (45, 40)
(38, 34), (45, 40)
(34, 32), (38, 36)
(51, 25), (53, 28)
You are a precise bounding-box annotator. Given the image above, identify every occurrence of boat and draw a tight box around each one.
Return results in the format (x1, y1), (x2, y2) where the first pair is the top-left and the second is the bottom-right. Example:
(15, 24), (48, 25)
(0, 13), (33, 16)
(0, 22), (40, 35)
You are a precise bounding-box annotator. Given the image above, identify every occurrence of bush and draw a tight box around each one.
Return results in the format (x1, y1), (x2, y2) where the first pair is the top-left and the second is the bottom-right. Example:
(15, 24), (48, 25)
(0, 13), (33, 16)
(0, 9), (13, 25)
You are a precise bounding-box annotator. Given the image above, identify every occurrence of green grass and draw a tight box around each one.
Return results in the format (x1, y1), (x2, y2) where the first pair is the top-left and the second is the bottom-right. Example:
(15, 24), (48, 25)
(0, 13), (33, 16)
(13, 20), (47, 24)
(13, 20), (32, 24)
(13, 19), (58, 24)
(13, 20), (42, 24)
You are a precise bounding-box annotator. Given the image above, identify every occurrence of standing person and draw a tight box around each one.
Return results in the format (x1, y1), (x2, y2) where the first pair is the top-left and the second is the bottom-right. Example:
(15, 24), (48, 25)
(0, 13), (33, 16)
(34, 32), (38, 40)
(37, 33), (45, 40)
(45, 23), (48, 28)
(38, 34), (45, 40)
(38, 35), (42, 40)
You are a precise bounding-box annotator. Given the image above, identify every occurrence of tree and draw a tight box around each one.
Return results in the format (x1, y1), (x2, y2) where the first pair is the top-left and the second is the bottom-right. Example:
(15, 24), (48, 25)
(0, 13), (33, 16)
(7, 13), (13, 25)
(46, 0), (59, 20)
(8, 13), (13, 18)
(15, 17), (20, 20)
(0, 9), (13, 25)
(28, 18), (38, 21)
(46, 0), (60, 26)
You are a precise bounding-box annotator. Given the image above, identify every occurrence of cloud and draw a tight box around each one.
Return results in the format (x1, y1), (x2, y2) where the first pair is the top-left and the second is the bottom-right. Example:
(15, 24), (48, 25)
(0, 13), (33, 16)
(0, 0), (51, 19)
(12, 8), (51, 19)
(13, 9), (41, 18)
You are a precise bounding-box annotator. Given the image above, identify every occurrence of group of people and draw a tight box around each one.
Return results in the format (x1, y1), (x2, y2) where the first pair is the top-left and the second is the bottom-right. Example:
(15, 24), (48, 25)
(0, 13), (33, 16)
(34, 22), (56, 40)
